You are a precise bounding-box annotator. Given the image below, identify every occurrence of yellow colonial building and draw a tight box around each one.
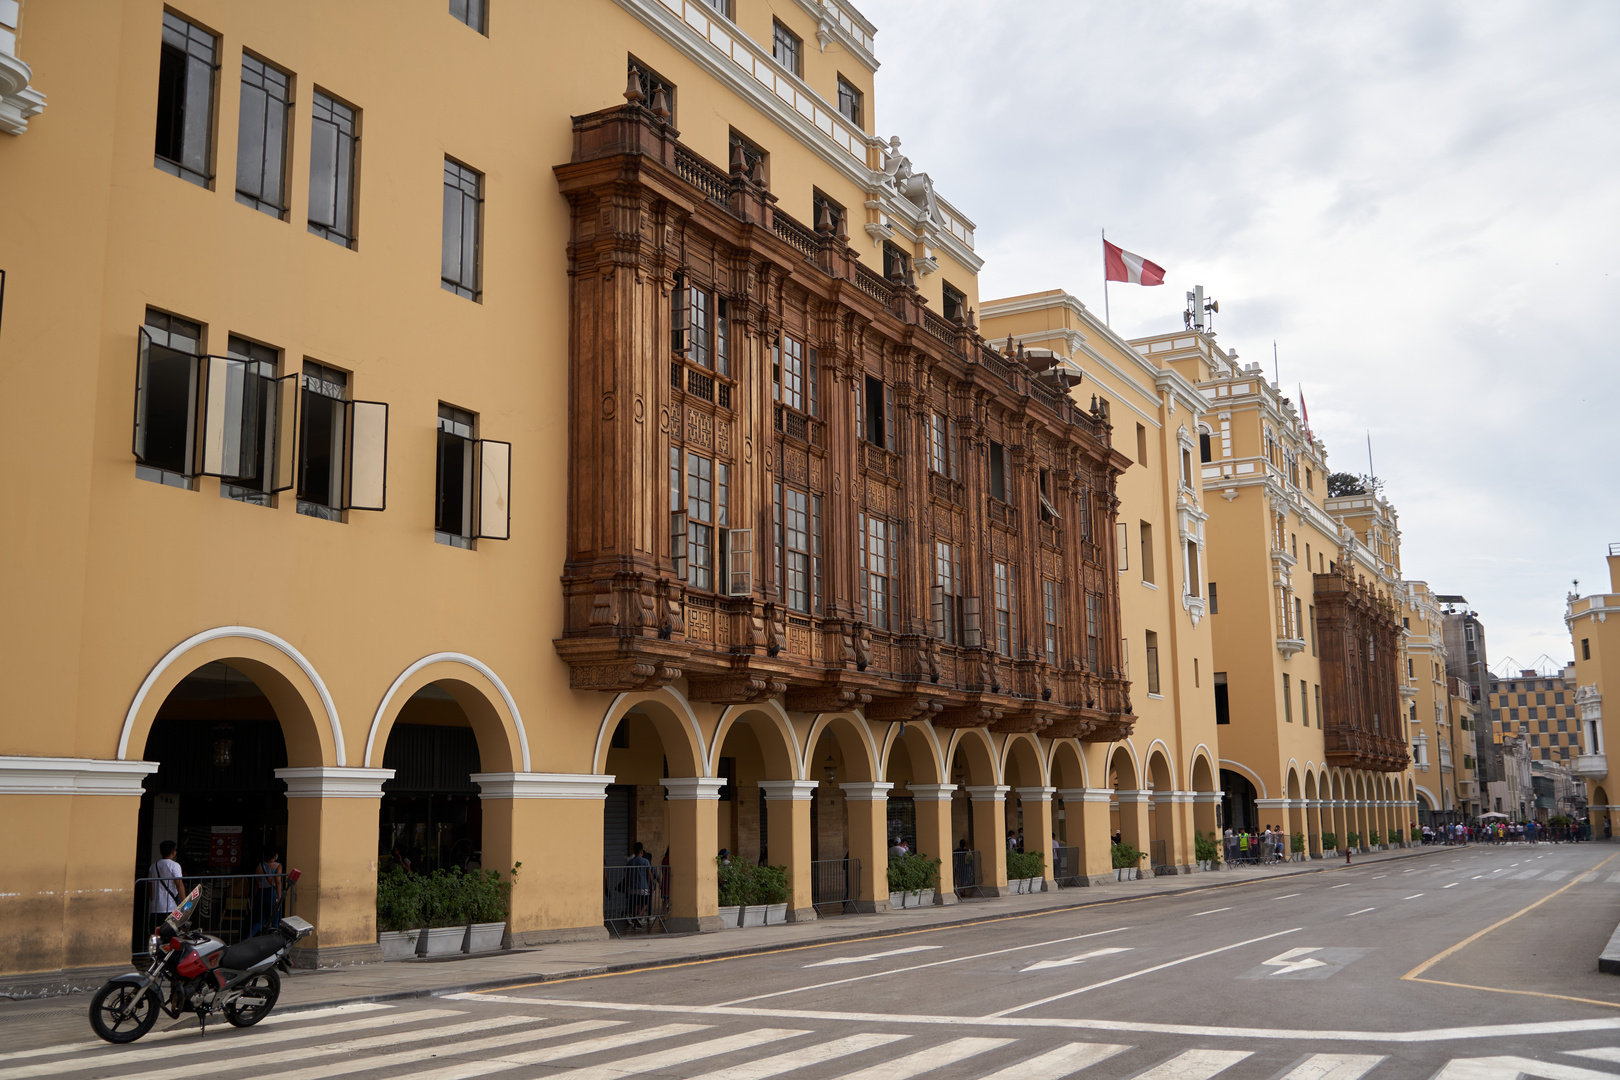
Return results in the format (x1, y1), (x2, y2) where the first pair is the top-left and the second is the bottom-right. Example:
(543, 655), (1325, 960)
(1124, 327), (1417, 856)
(980, 291), (1222, 874)
(1404, 581), (1480, 822)
(0, 0), (1197, 984)
(1567, 546), (1620, 837)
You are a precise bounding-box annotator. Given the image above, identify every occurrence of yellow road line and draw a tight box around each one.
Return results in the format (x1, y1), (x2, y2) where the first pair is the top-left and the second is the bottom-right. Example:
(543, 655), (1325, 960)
(478, 851), (1439, 993)
(1401, 852), (1617, 1002)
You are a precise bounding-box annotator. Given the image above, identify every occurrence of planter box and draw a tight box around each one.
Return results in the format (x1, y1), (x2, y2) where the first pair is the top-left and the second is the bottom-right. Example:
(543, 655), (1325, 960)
(740, 906), (767, 928)
(914, 889), (935, 908)
(717, 905), (741, 929)
(416, 926), (465, 957)
(464, 921), (505, 953)
(378, 930), (417, 960)
(764, 903), (788, 925)
(889, 891), (906, 909)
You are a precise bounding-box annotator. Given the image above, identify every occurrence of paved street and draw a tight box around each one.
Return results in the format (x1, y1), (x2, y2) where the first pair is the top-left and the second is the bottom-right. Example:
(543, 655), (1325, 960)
(7, 844), (1620, 1079)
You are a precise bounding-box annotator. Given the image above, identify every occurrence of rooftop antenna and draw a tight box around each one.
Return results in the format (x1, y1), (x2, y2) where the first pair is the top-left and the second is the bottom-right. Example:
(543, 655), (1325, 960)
(1273, 341), (1279, 386)
(1184, 286), (1218, 333)
(1367, 431), (1375, 483)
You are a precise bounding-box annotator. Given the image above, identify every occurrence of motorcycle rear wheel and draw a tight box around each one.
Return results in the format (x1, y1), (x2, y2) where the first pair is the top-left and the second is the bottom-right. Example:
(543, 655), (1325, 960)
(88, 982), (160, 1044)
(224, 970), (280, 1027)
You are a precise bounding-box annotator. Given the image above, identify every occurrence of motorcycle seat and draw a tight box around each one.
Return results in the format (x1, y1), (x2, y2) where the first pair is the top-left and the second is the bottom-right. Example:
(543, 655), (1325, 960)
(221, 934), (284, 971)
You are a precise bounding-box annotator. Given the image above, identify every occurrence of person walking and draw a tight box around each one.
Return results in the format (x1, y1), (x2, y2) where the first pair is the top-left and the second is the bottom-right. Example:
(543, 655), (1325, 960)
(626, 842), (651, 929)
(247, 846), (283, 938)
(148, 840), (185, 933)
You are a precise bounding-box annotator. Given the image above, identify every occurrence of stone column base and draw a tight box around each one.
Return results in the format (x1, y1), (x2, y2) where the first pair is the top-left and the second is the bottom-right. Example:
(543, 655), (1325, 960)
(786, 906), (818, 924)
(935, 890), (959, 905)
(292, 940), (385, 969)
(850, 898), (893, 914)
(668, 914), (728, 933)
(508, 924), (609, 947)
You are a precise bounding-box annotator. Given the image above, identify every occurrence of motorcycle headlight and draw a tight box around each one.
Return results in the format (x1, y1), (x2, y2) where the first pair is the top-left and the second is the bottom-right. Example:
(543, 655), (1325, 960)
(149, 934), (164, 954)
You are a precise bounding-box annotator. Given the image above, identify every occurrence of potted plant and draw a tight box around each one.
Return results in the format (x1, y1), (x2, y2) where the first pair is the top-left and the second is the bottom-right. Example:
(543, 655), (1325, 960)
(753, 864), (790, 924)
(1193, 831), (1219, 871)
(1111, 840), (1142, 880)
(716, 857), (745, 928)
(738, 865), (768, 927)
(463, 863), (518, 953)
(1291, 833), (1306, 861)
(417, 868), (471, 956)
(1322, 830), (1338, 856)
(1369, 829), (1382, 850)
(375, 866), (422, 960)
(887, 852), (940, 907)
(1346, 831), (1361, 854)
(1007, 849), (1044, 893)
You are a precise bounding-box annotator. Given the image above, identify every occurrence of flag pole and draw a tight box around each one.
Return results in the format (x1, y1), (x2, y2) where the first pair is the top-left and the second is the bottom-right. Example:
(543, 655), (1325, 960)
(1102, 228), (1111, 327)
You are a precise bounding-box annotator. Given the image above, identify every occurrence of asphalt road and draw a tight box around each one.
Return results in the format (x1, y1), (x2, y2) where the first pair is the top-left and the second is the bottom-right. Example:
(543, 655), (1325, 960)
(7, 842), (1620, 1080)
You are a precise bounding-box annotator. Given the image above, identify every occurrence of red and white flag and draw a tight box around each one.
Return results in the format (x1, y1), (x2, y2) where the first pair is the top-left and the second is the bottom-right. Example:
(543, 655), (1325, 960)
(1299, 386), (1312, 441)
(1103, 240), (1166, 286)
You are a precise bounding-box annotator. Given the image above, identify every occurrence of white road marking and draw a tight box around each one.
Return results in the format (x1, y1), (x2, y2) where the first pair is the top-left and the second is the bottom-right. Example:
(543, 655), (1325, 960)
(804, 946), (942, 967)
(1567, 1048), (1620, 1062)
(718, 926), (1130, 1005)
(1514, 870), (1545, 879)
(1021, 947), (1132, 973)
(1133, 1048), (1251, 1078)
(1403, 894), (1424, 900)
(1433, 1055), (1620, 1078)
(245, 1021), (681, 1080)
(0, 1004), (393, 1064)
(1402, 869), (1418, 873)
(1607, 874), (1620, 884)
(1328, 883), (1352, 889)
(686, 1033), (909, 1080)
(1543, 871), (1572, 881)
(986, 928), (1303, 1018)
(115, 1017), (542, 1080)
(1278, 1053), (1385, 1079)
(1444, 882), (1460, 888)
(972, 1042), (1131, 1080)
(1274, 893), (1301, 899)
(1372, 874), (1388, 879)
(1260, 947), (1327, 976)
(1189, 908), (1232, 917)
(1471, 875), (1485, 880)
(517, 1028), (807, 1080)
(835, 1037), (1014, 1080)
(1344, 908), (1376, 917)
(0, 1009), (464, 1079)
(512, 996), (1620, 1043)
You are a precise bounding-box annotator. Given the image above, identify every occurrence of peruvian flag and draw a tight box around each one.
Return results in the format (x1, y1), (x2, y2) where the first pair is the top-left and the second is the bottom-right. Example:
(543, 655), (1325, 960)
(1104, 240), (1166, 286)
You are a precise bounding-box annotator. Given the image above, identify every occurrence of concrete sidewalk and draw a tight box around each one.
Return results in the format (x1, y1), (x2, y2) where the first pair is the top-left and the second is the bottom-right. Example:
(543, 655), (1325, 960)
(0, 842), (1465, 1020)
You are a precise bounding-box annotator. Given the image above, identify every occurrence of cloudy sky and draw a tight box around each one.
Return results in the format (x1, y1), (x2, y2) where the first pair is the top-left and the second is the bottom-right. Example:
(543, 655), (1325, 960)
(863, 0), (1620, 670)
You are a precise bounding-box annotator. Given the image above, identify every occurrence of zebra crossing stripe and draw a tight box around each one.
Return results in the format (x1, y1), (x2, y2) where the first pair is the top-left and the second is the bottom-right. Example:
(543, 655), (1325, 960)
(1566, 1048), (1620, 1062)
(1433, 1055), (1620, 1078)
(519, 1028), (809, 1080)
(238, 1019), (651, 1080)
(1131, 1048), (1252, 1079)
(832, 1037), (1016, 1080)
(971, 1041), (1131, 1080)
(0, 1009), (466, 1080)
(350, 1023), (714, 1080)
(1514, 870), (1544, 879)
(107, 1016), (541, 1080)
(684, 1033), (910, 1080)
(1541, 871), (1572, 882)
(1277, 1053), (1386, 1079)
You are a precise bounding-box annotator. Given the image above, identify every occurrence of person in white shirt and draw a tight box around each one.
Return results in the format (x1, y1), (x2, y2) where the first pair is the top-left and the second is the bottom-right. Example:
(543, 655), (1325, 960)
(148, 840), (185, 932)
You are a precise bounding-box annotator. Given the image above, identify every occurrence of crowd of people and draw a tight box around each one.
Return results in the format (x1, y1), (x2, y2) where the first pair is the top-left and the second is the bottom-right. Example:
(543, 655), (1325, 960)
(1221, 826), (1296, 865)
(1422, 818), (1591, 844)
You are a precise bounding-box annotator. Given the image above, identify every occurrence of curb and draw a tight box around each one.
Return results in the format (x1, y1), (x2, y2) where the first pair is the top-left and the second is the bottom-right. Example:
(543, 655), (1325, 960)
(278, 845), (1454, 1014)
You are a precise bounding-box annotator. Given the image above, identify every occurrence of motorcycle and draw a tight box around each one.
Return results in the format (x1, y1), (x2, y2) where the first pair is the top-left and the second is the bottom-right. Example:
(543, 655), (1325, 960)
(90, 871), (312, 1043)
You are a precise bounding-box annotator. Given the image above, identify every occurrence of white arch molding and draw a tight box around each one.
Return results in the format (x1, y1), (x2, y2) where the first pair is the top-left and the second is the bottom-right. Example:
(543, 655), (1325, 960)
(591, 685), (708, 776)
(1187, 743), (1218, 790)
(366, 652), (532, 772)
(803, 710), (883, 781)
(1143, 738), (1177, 788)
(876, 715), (946, 782)
(119, 626), (346, 764)
(1217, 758), (1269, 800)
(711, 700), (801, 779)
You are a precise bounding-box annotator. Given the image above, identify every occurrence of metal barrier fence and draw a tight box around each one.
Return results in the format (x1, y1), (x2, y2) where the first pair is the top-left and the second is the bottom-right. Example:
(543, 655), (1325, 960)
(603, 864), (669, 937)
(951, 850), (981, 898)
(132, 872), (293, 961)
(810, 858), (860, 916)
(1052, 845), (1082, 887)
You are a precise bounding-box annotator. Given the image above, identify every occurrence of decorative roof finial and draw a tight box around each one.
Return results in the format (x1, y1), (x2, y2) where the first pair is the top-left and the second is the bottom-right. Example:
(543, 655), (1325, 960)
(625, 67), (644, 105)
(651, 86), (671, 121)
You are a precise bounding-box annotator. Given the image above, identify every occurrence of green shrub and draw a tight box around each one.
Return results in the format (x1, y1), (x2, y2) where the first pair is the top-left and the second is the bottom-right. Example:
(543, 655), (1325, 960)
(1347, 832), (1361, 849)
(716, 858), (750, 907)
(1291, 833), (1306, 853)
(1410, 827), (1422, 841)
(750, 864), (790, 905)
(1369, 830), (1381, 846)
(420, 868), (472, 928)
(1194, 831), (1219, 863)
(1111, 841), (1142, 870)
(466, 863), (520, 924)
(887, 852), (941, 893)
(1006, 850), (1045, 881)
(375, 866), (423, 932)
(1322, 831), (1338, 851)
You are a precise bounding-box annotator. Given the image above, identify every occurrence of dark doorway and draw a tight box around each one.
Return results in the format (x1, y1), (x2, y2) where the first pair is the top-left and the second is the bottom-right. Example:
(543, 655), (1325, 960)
(379, 685), (483, 873)
(603, 784), (635, 866)
(1220, 768), (1258, 831)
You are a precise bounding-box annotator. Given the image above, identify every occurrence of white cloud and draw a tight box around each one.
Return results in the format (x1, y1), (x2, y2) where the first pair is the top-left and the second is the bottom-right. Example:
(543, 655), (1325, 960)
(865, 0), (1620, 662)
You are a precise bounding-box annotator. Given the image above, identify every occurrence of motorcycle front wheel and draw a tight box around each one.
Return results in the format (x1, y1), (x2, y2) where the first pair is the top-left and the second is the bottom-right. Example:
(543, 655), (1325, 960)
(88, 982), (160, 1043)
(224, 969), (280, 1027)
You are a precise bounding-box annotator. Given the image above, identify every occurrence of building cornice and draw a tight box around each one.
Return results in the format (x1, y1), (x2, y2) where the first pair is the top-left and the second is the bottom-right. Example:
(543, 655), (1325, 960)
(793, 0), (879, 73)
(471, 772), (615, 799)
(0, 756), (158, 796)
(0, 49), (46, 136)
